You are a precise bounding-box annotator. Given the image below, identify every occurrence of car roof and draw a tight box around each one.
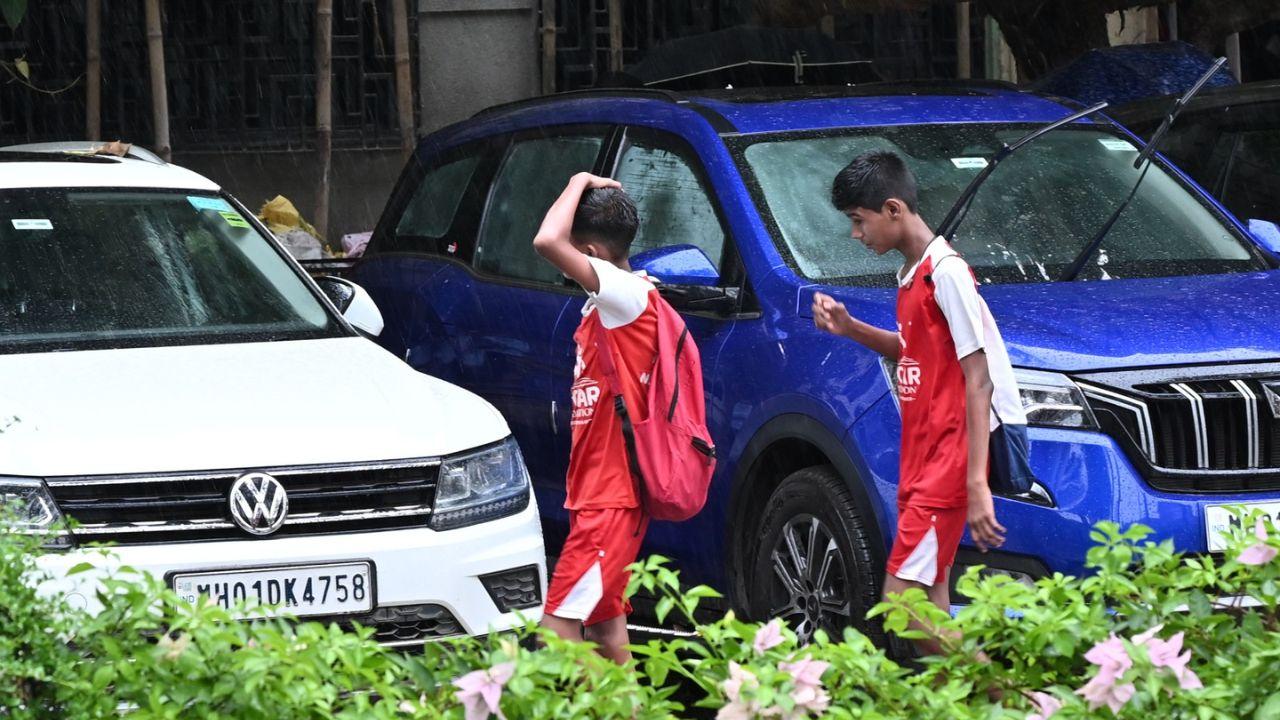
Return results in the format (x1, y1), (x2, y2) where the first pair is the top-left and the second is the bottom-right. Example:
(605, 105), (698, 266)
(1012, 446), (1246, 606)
(1109, 79), (1280, 127)
(455, 82), (1092, 140)
(0, 143), (220, 192)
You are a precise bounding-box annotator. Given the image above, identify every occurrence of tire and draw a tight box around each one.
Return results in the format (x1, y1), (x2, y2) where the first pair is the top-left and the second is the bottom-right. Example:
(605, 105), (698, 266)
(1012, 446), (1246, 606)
(747, 465), (886, 647)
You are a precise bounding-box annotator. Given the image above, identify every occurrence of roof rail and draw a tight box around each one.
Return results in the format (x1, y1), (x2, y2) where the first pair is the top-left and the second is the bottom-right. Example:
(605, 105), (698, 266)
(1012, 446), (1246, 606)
(0, 141), (167, 164)
(470, 87), (686, 120)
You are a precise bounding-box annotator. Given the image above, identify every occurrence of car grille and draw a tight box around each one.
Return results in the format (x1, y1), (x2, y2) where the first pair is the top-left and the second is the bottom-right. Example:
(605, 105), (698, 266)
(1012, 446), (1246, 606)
(322, 603), (465, 646)
(48, 459), (439, 545)
(1077, 366), (1280, 493)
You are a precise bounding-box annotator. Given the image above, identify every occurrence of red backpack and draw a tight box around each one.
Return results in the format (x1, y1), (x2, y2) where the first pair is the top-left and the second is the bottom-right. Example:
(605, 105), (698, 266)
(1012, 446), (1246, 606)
(592, 293), (716, 521)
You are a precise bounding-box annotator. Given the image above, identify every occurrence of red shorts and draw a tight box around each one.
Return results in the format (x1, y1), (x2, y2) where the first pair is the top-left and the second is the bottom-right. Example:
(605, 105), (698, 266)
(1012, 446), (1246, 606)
(545, 506), (649, 626)
(886, 505), (966, 587)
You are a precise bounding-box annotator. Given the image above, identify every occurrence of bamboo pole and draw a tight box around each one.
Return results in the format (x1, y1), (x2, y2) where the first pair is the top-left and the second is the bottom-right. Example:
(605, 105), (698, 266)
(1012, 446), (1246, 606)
(144, 0), (170, 160)
(608, 0), (622, 73)
(391, 0), (414, 159)
(315, 0), (334, 242)
(956, 2), (971, 79)
(86, 0), (101, 140)
(541, 0), (556, 95)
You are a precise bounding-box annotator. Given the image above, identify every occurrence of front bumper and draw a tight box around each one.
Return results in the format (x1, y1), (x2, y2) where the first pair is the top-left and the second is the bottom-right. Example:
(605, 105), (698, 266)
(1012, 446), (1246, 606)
(852, 394), (1280, 578)
(36, 493), (546, 644)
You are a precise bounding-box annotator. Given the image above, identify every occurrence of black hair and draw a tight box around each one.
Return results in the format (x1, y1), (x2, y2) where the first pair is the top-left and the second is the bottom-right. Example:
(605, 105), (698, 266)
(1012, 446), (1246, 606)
(830, 150), (919, 213)
(572, 187), (639, 258)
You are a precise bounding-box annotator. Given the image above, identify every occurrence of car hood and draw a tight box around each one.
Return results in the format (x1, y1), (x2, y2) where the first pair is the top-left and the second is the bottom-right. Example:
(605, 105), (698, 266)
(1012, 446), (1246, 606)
(0, 337), (508, 477)
(827, 270), (1280, 373)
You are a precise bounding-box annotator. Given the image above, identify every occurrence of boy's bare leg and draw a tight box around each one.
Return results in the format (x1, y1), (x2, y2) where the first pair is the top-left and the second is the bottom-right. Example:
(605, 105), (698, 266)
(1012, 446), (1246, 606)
(583, 615), (632, 664)
(540, 614), (584, 642)
(882, 569), (954, 657)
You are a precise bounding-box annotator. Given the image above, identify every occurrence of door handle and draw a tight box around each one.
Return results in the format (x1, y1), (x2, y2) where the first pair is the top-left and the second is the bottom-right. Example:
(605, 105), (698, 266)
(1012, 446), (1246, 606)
(550, 400), (558, 435)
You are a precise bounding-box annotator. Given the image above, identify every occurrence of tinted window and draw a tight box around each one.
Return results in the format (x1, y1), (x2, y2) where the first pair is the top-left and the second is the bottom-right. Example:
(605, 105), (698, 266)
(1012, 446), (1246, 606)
(475, 133), (605, 284)
(1222, 127), (1280, 224)
(0, 189), (339, 352)
(396, 154), (481, 239)
(740, 125), (1261, 285)
(614, 133), (726, 271)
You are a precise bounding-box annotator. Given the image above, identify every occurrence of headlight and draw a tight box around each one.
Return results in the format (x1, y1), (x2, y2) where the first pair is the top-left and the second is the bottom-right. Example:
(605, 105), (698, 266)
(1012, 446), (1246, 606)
(430, 437), (530, 531)
(880, 361), (1096, 429)
(1014, 369), (1097, 429)
(0, 477), (71, 549)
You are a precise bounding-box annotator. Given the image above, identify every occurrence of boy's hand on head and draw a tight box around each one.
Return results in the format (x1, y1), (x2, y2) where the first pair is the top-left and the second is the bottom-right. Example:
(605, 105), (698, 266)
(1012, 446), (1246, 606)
(812, 292), (854, 337)
(967, 486), (1006, 552)
(574, 172), (622, 191)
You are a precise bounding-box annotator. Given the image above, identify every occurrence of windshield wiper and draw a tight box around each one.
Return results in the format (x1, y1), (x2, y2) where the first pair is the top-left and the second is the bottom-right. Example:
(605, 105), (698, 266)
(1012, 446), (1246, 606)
(1058, 57), (1229, 282)
(936, 101), (1109, 242)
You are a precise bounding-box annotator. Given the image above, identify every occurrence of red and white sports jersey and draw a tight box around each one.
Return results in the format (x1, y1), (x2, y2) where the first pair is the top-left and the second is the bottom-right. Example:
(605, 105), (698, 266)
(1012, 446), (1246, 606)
(894, 237), (1024, 508)
(565, 257), (659, 510)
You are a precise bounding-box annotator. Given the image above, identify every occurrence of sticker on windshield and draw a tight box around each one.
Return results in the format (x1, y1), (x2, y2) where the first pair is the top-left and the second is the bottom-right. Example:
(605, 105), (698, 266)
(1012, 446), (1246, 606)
(11, 219), (53, 230)
(951, 157), (989, 169)
(188, 195), (234, 212)
(218, 209), (252, 229)
(1098, 138), (1136, 152)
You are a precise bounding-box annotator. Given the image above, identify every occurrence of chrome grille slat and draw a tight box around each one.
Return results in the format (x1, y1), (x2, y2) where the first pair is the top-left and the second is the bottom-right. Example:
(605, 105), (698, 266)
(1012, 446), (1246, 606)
(1077, 367), (1280, 493)
(50, 459), (440, 545)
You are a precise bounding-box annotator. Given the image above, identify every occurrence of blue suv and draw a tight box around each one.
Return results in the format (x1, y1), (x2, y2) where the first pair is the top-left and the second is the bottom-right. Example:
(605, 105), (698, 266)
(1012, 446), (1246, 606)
(352, 83), (1280, 641)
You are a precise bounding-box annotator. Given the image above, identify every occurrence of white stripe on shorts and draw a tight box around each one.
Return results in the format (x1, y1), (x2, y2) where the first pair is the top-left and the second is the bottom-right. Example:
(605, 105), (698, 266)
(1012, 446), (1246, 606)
(894, 525), (940, 587)
(548, 561), (603, 620)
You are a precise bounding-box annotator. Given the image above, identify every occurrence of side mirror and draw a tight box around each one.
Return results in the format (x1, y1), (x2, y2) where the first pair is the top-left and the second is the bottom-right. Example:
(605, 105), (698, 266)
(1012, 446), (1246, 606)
(630, 244), (720, 287)
(1248, 219), (1280, 258)
(316, 276), (384, 337)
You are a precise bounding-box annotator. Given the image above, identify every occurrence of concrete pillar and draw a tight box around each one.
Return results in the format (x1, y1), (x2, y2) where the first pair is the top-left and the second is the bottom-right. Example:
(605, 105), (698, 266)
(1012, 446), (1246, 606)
(418, 0), (540, 134)
(956, 2), (971, 79)
(1226, 32), (1243, 81)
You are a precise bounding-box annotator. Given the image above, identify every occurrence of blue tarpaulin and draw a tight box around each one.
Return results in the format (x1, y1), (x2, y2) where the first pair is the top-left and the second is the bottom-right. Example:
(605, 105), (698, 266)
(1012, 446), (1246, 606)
(1032, 41), (1237, 106)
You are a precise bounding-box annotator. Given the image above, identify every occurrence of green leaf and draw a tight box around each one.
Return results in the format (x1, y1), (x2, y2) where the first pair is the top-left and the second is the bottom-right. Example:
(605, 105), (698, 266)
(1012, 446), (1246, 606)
(66, 561), (95, 575)
(14, 56), (29, 79)
(0, 0), (26, 29)
(655, 596), (675, 624)
(1257, 692), (1280, 720)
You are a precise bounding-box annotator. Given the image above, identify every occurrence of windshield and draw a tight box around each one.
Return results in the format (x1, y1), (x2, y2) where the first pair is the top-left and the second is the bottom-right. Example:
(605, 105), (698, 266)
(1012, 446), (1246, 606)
(0, 189), (342, 352)
(738, 124), (1264, 285)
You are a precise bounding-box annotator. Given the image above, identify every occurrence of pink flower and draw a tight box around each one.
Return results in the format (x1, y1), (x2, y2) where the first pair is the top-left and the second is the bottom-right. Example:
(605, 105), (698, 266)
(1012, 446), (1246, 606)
(753, 619), (785, 655)
(779, 658), (831, 715)
(1083, 634), (1132, 684)
(1076, 675), (1136, 714)
(1239, 518), (1278, 566)
(453, 661), (515, 720)
(1133, 627), (1202, 690)
(718, 662), (762, 720)
(1027, 690), (1062, 720)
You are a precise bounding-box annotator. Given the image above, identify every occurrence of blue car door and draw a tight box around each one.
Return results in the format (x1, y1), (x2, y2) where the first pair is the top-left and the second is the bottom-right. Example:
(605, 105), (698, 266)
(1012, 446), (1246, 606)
(352, 136), (501, 387)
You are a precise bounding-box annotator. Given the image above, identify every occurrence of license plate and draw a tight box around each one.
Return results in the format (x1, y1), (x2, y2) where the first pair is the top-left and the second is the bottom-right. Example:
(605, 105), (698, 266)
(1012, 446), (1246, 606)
(1205, 502), (1280, 552)
(171, 562), (373, 617)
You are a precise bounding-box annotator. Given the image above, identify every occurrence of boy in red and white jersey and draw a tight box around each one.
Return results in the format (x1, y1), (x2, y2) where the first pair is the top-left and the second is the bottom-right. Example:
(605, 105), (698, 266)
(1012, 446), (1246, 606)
(532, 172), (661, 663)
(812, 151), (1025, 655)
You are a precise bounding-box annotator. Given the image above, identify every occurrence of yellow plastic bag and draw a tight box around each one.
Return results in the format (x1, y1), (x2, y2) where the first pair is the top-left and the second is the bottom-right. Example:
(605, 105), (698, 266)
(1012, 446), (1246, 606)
(257, 195), (320, 239)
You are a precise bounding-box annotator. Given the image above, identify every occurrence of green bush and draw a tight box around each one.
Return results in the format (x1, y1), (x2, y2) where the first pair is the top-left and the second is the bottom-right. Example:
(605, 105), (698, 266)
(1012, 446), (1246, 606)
(3, 509), (1279, 719)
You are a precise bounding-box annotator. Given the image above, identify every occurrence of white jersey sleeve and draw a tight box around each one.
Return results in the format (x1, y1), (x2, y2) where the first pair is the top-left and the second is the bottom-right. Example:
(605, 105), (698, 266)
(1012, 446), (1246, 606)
(586, 256), (653, 329)
(930, 256), (986, 360)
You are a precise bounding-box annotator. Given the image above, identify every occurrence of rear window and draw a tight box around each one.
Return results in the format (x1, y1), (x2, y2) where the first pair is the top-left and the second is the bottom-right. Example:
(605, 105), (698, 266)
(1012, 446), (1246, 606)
(737, 124), (1264, 286)
(0, 189), (342, 353)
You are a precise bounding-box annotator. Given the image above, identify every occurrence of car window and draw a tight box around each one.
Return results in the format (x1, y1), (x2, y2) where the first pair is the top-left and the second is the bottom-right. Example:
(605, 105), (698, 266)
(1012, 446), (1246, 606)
(475, 133), (606, 284)
(396, 154), (481, 241)
(613, 133), (727, 273)
(739, 124), (1261, 286)
(1221, 127), (1280, 224)
(0, 189), (341, 352)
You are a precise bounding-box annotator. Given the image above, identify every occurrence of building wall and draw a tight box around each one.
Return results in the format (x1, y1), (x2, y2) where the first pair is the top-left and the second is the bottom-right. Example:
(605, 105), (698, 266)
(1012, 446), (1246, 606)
(417, 0), (542, 134)
(174, 149), (407, 243)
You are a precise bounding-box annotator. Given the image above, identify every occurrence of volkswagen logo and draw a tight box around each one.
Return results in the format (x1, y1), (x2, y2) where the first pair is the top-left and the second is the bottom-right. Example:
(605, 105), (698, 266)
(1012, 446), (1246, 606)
(228, 472), (289, 536)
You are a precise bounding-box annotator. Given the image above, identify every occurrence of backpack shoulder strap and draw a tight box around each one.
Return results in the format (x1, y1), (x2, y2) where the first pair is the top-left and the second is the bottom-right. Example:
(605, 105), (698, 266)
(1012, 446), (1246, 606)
(590, 313), (624, 397)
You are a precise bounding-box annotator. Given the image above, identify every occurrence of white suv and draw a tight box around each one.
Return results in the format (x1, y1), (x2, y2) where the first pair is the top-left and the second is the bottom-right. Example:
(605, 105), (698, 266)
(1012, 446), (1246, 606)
(0, 144), (545, 645)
